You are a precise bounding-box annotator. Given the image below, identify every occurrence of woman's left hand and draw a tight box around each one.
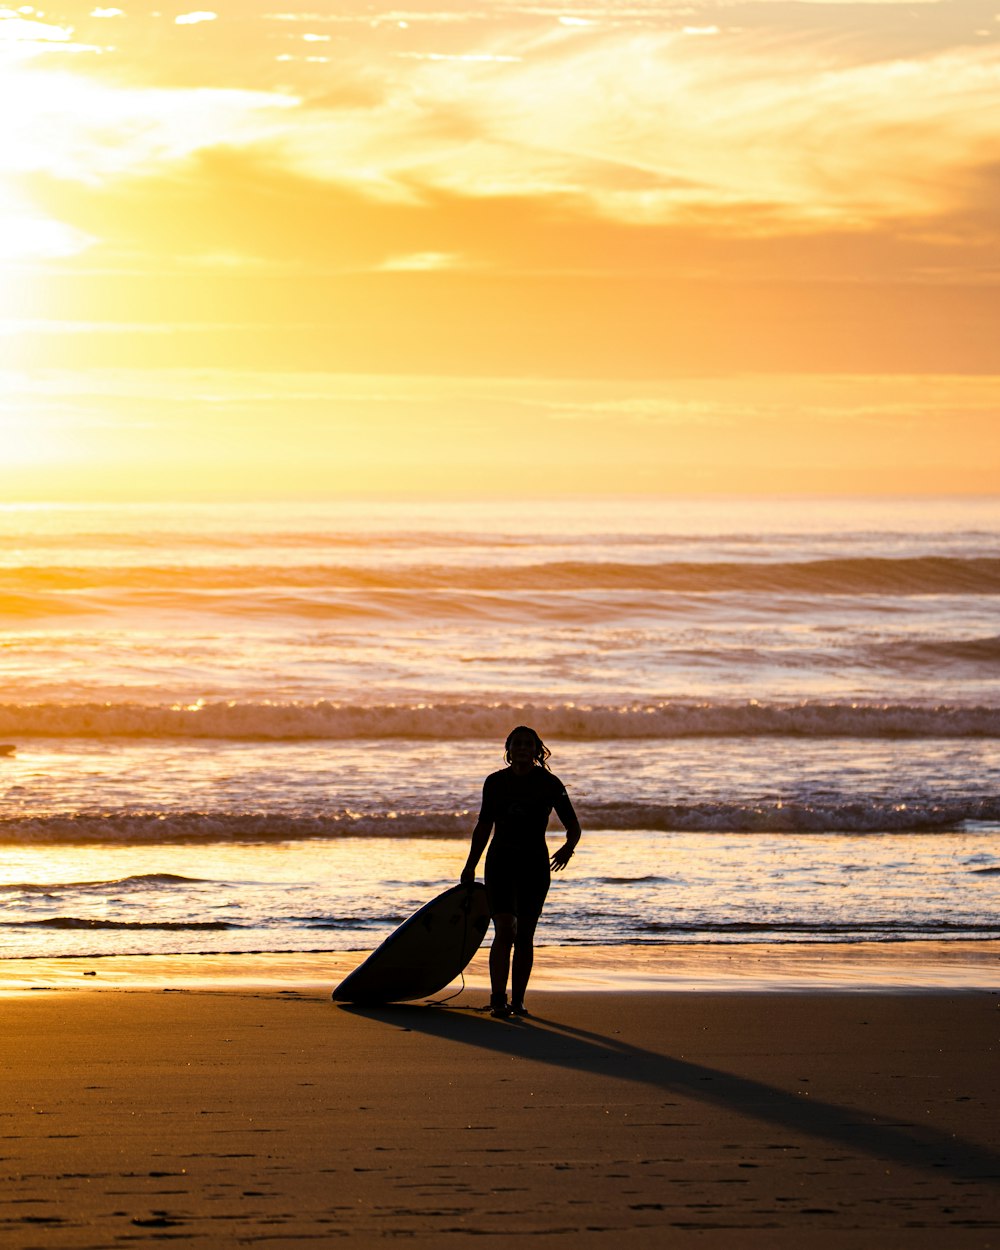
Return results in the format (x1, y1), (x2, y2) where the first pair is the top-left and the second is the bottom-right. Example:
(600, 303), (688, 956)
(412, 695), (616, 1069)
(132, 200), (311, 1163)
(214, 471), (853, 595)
(549, 842), (575, 872)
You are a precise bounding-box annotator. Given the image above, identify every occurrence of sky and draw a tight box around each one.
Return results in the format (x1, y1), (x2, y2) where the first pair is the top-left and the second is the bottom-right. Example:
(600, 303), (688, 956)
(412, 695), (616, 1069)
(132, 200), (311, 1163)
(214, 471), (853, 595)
(1, 0), (998, 498)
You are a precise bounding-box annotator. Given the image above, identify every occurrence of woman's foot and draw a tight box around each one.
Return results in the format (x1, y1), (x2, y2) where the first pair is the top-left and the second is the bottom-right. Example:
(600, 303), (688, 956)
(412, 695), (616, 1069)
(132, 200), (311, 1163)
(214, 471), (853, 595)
(489, 993), (511, 1019)
(510, 1001), (530, 1017)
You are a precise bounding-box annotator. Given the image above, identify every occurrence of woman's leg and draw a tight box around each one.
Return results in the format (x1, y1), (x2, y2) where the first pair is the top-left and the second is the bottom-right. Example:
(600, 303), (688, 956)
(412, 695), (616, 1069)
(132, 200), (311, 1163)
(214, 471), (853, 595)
(485, 849), (517, 1009)
(489, 912), (517, 999)
(511, 861), (549, 1009)
(511, 913), (538, 1008)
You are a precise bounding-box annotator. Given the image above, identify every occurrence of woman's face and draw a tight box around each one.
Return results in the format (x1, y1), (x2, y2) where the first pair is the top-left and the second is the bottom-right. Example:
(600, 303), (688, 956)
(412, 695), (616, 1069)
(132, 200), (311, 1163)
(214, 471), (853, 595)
(508, 731), (537, 767)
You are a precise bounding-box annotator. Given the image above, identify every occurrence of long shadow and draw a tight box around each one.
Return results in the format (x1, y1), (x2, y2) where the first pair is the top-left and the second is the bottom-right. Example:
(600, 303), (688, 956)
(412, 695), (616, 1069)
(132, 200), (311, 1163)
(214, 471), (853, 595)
(339, 1000), (1000, 1185)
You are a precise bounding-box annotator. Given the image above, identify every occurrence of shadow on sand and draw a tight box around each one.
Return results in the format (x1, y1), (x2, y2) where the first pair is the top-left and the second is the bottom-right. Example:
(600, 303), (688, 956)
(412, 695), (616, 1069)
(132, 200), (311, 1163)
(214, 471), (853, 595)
(339, 999), (1000, 1186)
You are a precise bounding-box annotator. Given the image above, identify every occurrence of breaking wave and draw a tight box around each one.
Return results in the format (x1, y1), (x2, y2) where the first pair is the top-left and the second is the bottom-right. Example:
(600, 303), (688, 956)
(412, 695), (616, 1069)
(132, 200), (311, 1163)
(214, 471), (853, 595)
(1, 698), (998, 740)
(876, 635), (1000, 668)
(1, 797), (997, 843)
(0, 918), (241, 931)
(3, 555), (999, 594)
(638, 920), (1000, 938)
(0, 873), (208, 894)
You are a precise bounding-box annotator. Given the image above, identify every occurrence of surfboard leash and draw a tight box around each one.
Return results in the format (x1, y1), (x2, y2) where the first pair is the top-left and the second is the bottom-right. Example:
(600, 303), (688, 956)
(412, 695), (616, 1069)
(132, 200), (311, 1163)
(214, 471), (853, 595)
(426, 969), (466, 1007)
(425, 886), (474, 1008)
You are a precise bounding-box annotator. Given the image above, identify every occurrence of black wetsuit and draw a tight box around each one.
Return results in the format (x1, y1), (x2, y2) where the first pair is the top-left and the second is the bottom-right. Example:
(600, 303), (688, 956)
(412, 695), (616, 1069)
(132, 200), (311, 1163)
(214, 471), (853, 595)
(478, 767), (577, 922)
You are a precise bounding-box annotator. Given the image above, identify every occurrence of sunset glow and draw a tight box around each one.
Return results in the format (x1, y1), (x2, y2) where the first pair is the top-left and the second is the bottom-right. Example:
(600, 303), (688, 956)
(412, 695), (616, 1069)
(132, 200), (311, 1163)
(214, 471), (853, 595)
(2, 1), (998, 498)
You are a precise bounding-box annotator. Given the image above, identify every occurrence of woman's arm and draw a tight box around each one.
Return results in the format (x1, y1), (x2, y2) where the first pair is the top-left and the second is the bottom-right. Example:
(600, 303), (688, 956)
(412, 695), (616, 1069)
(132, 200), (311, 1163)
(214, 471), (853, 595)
(550, 784), (581, 872)
(549, 815), (581, 871)
(460, 817), (492, 887)
(461, 778), (495, 886)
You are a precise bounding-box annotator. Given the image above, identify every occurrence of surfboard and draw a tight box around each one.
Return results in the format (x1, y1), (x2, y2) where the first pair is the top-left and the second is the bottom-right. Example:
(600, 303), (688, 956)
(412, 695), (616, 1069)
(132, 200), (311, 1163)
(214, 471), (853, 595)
(331, 883), (491, 1004)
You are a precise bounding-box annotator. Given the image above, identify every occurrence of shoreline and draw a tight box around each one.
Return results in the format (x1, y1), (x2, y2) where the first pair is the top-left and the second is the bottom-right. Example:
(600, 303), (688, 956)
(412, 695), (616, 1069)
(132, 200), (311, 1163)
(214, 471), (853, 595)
(3, 988), (999, 1245)
(3, 939), (998, 995)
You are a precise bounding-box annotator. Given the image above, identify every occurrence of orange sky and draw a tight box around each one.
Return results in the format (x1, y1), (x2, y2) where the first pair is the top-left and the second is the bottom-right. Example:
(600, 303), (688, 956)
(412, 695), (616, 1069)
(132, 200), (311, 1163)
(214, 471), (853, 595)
(1, 1), (998, 497)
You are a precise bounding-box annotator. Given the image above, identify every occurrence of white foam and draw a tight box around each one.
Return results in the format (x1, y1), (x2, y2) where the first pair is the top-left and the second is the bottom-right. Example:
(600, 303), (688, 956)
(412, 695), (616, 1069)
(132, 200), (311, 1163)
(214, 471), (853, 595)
(0, 698), (998, 741)
(2, 796), (996, 843)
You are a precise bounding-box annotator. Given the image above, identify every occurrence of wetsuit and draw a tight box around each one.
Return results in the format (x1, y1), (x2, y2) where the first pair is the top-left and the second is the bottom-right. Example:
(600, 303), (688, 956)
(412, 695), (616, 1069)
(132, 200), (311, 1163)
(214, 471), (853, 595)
(478, 767), (577, 922)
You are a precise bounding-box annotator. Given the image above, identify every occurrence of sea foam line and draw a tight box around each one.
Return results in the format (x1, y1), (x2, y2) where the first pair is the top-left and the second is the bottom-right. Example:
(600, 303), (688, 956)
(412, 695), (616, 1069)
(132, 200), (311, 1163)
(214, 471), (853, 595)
(0, 918), (240, 931)
(1, 699), (999, 740)
(1, 798), (997, 843)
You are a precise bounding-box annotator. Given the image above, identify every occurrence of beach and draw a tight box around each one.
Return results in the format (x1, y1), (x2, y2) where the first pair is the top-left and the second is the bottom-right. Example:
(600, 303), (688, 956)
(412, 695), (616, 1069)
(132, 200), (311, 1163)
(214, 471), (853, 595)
(3, 979), (999, 1248)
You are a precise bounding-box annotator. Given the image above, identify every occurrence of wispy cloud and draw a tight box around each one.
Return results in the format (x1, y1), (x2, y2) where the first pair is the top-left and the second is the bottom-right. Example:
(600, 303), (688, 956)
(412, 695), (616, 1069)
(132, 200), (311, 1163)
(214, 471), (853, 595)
(3, 1), (998, 384)
(0, 16), (74, 43)
(175, 11), (218, 26)
(378, 250), (463, 270)
(8, 5), (1000, 239)
(4, 367), (996, 497)
(0, 69), (297, 184)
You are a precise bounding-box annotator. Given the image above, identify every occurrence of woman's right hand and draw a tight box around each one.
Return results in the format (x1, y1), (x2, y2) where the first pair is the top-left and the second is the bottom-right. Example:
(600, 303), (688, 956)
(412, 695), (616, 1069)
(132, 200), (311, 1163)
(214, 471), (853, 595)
(460, 865), (476, 888)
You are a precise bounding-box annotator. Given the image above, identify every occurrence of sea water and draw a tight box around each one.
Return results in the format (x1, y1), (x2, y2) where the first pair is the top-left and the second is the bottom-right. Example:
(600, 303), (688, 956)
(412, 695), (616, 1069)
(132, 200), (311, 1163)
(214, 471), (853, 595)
(1, 497), (998, 960)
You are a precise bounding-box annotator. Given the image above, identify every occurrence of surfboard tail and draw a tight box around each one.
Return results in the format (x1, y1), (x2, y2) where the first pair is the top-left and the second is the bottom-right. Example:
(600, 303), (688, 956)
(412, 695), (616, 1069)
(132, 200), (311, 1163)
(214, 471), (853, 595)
(330, 883), (490, 1004)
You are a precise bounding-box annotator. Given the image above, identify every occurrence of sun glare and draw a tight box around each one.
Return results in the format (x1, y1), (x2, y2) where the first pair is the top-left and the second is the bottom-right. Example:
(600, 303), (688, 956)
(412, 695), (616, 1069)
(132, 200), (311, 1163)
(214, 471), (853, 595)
(0, 60), (93, 266)
(0, 410), (57, 467)
(0, 208), (91, 262)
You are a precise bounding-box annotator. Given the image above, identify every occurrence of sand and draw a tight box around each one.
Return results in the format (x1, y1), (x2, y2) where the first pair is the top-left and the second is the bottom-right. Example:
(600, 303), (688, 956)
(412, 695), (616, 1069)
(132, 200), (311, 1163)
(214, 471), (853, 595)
(3, 938), (999, 993)
(2, 984), (999, 1248)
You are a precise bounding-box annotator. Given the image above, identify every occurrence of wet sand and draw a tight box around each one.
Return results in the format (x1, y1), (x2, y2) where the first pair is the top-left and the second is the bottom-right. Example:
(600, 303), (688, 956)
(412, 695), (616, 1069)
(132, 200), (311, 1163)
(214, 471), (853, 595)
(3, 938), (999, 994)
(2, 987), (999, 1247)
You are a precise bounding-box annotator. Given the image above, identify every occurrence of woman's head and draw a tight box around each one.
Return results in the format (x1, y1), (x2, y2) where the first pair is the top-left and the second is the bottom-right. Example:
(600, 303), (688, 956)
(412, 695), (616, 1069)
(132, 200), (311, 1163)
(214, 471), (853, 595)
(504, 726), (551, 770)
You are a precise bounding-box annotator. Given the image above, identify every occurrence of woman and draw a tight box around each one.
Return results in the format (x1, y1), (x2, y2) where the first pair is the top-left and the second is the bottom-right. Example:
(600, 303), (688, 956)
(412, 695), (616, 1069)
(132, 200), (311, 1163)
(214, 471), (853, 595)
(461, 726), (581, 1018)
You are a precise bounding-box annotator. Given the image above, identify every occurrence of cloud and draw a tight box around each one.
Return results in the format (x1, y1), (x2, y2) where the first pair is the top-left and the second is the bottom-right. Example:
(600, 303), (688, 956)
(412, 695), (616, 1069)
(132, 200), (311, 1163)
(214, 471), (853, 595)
(249, 21), (1000, 244)
(0, 67), (298, 183)
(9, 365), (997, 415)
(20, 139), (999, 292)
(4, 368), (996, 500)
(0, 214), (93, 260)
(520, 375), (1000, 428)
(4, 0), (999, 385)
(394, 51), (522, 61)
(0, 16), (73, 43)
(175, 11), (217, 26)
(8, 4), (1000, 245)
(378, 251), (463, 270)
(261, 9), (493, 26)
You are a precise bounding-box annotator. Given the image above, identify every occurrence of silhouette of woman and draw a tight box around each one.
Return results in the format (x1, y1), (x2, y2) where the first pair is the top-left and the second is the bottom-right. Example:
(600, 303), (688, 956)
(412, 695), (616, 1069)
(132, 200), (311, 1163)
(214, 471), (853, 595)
(461, 726), (581, 1017)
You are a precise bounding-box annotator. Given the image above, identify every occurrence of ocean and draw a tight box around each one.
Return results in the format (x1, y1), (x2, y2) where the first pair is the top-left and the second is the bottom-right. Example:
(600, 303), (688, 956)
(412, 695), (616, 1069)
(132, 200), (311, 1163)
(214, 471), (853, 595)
(1, 497), (998, 962)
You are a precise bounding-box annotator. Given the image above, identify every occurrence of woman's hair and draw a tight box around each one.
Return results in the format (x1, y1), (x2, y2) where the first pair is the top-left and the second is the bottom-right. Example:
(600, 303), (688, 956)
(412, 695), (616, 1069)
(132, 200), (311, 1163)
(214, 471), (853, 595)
(504, 725), (551, 770)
